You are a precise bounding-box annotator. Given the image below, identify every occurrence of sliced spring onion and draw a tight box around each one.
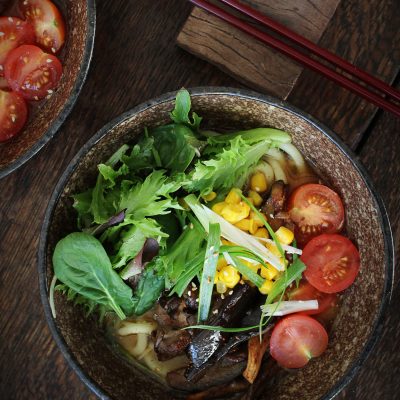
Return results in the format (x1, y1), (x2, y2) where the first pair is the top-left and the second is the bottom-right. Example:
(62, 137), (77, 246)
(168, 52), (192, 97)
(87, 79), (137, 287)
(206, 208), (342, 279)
(230, 255), (264, 288)
(254, 237), (302, 255)
(185, 195), (283, 270)
(261, 300), (318, 316)
(220, 245), (268, 268)
(169, 251), (205, 297)
(266, 257), (306, 305)
(49, 274), (57, 319)
(198, 223), (221, 322)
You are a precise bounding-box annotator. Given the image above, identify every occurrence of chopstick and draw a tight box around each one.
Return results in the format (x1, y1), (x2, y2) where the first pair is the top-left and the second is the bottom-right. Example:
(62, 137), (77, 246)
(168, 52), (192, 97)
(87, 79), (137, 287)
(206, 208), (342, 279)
(189, 0), (400, 117)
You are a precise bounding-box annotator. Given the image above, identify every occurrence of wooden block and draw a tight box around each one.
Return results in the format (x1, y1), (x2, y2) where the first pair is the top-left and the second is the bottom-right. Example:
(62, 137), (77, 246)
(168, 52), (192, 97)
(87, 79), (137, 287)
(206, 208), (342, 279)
(177, 0), (340, 99)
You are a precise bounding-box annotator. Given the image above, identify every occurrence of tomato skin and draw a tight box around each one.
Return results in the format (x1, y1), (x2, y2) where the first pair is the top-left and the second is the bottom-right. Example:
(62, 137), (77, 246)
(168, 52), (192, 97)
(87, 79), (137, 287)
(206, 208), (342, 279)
(4, 44), (62, 100)
(287, 281), (338, 315)
(0, 16), (35, 75)
(19, 0), (66, 53)
(301, 234), (360, 294)
(270, 314), (328, 369)
(0, 89), (28, 142)
(288, 184), (345, 246)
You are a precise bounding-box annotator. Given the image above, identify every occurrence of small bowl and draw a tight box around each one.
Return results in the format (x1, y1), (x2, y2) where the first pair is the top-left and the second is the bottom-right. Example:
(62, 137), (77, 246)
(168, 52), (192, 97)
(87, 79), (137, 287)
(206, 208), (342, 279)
(0, 0), (96, 179)
(38, 88), (394, 400)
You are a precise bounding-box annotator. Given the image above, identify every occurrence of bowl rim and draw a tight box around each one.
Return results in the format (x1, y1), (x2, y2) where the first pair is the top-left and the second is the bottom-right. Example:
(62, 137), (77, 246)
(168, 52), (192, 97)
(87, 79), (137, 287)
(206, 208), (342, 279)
(0, 0), (97, 180)
(38, 87), (394, 400)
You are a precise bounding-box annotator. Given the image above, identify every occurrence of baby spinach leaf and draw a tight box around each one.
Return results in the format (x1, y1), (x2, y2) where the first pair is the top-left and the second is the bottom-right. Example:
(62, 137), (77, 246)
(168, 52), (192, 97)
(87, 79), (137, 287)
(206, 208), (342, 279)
(131, 263), (165, 316)
(170, 88), (202, 130)
(53, 232), (135, 319)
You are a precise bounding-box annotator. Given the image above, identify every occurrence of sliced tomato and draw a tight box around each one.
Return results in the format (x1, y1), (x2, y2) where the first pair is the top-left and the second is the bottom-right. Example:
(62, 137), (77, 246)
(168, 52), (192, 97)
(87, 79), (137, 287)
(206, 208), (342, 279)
(4, 44), (62, 100)
(19, 0), (65, 53)
(287, 281), (338, 315)
(301, 234), (360, 293)
(0, 16), (35, 76)
(288, 183), (344, 246)
(270, 314), (328, 369)
(0, 89), (28, 142)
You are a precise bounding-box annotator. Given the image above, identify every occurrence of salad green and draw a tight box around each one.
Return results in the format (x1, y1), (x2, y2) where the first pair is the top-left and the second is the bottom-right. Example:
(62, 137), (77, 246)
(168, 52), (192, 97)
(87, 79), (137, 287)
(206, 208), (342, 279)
(52, 88), (300, 323)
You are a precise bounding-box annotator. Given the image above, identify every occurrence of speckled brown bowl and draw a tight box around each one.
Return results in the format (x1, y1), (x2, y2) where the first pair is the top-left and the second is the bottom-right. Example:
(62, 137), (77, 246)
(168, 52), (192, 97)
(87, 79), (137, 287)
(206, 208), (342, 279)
(39, 88), (394, 400)
(0, 0), (95, 179)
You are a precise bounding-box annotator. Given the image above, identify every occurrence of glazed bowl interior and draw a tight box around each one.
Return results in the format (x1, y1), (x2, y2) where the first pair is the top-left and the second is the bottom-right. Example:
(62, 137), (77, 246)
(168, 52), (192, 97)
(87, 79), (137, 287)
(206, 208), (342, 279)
(0, 0), (95, 179)
(40, 88), (393, 400)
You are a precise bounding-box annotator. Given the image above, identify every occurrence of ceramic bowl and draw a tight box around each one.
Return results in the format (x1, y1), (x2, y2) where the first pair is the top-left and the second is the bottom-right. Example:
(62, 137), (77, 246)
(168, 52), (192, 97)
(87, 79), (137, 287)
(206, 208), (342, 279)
(38, 88), (394, 400)
(0, 0), (96, 179)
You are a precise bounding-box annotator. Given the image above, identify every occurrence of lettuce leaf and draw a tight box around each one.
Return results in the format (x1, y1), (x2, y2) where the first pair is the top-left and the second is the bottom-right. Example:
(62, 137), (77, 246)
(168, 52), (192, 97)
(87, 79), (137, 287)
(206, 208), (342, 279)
(170, 88), (202, 130)
(185, 136), (272, 196)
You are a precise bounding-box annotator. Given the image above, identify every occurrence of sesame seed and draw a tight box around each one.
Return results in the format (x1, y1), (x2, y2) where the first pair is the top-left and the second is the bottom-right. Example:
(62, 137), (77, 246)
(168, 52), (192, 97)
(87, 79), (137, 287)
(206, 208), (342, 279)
(46, 59), (53, 63)
(191, 282), (197, 289)
(212, 309), (218, 315)
(11, 115), (16, 123)
(8, 17), (13, 23)
(0, 65), (3, 71)
(189, 223), (194, 229)
(47, 89), (53, 94)
(23, 0), (28, 4)
(0, 32), (4, 37)
(228, 290), (233, 295)
(34, 96), (39, 100)
(46, 95), (51, 99)
(51, 47), (56, 53)
(195, 298), (199, 303)
(187, 290), (191, 296)
(220, 294), (225, 299)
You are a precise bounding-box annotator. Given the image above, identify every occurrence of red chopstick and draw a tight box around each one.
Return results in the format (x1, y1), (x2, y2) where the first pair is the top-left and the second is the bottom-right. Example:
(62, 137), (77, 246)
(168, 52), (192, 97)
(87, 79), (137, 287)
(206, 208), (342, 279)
(189, 0), (400, 118)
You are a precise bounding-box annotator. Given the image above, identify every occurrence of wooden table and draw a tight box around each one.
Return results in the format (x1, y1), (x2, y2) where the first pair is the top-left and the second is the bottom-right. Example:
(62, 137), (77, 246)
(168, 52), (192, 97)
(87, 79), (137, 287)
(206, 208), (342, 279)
(0, 1), (399, 399)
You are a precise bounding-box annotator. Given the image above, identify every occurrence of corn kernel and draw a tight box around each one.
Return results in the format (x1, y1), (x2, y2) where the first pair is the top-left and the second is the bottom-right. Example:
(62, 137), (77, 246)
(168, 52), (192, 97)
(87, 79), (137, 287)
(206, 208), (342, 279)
(234, 219), (251, 231)
(250, 172), (267, 193)
(212, 201), (226, 215)
(217, 257), (228, 270)
(225, 188), (242, 204)
(250, 211), (267, 228)
(266, 242), (281, 257)
(219, 265), (241, 288)
(265, 243), (286, 269)
(254, 228), (269, 239)
(216, 281), (227, 294)
(260, 264), (279, 280)
(248, 219), (258, 235)
(220, 202), (250, 224)
(246, 197), (255, 205)
(259, 280), (274, 295)
(248, 190), (263, 206)
(202, 191), (217, 202)
(275, 226), (294, 245)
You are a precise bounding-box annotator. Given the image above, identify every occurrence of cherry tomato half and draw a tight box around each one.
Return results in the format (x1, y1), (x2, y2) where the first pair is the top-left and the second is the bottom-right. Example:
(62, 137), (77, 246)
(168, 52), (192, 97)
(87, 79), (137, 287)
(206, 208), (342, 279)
(287, 280), (338, 315)
(4, 44), (62, 100)
(288, 183), (344, 246)
(0, 89), (28, 142)
(301, 234), (360, 293)
(19, 0), (66, 53)
(270, 314), (328, 369)
(0, 16), (35, 75)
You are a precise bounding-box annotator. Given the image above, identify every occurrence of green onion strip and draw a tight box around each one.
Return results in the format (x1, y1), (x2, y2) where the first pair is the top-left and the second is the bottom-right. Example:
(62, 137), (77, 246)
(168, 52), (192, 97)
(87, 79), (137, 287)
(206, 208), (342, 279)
(198, 223), (221, 322)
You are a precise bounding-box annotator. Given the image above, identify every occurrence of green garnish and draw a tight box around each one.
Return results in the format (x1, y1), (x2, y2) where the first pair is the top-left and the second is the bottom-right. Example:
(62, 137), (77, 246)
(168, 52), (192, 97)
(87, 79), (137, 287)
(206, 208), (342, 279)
(198, 223), (221, 322)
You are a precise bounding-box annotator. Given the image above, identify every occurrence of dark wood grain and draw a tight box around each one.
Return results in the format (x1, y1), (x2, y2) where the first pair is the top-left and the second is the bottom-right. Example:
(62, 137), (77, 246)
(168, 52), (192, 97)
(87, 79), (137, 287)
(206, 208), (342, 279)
(0, 0), (399, 399)
(288, 0), (400, 149)
(177, 0), (340, 98)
